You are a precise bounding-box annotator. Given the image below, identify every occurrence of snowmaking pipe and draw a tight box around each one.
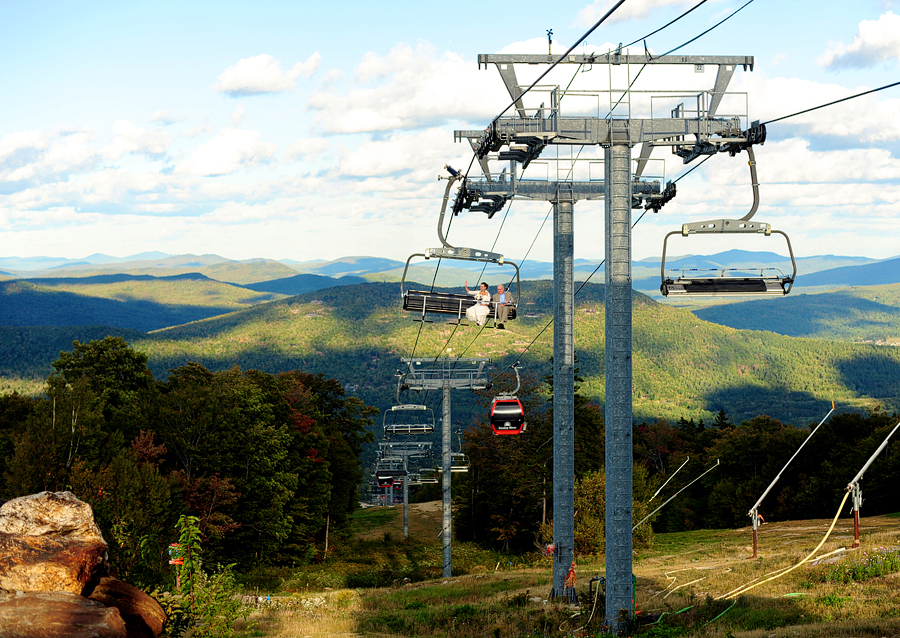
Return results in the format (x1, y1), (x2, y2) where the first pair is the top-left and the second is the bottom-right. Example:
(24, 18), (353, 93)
(747, 401), (835, 558)
(720, 490), (851, 600)
(650, 457), (689, 503)
(634, 459), (720, 531)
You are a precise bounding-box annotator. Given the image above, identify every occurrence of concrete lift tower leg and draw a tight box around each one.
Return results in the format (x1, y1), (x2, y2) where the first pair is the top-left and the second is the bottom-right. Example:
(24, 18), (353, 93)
(551, 196), (576, 600)
(605, 141), (634, 625)
(442, 376), (452, 577)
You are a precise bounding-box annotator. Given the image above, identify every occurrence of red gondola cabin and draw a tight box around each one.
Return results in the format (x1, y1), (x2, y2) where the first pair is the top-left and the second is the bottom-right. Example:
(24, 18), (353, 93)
(491, 398), (526, 435)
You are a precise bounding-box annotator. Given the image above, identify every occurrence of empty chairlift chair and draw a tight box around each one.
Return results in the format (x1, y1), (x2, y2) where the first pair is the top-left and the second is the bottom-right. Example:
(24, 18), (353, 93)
(659, 146), (797, 297)
(383, 404), (435, 437)
(374, 457), (407, 487)
(437, 453), (470, 473)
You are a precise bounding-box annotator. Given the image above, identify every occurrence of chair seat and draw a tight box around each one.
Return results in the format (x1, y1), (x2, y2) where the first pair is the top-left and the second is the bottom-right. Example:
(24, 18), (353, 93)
(403, 290), (517, 319)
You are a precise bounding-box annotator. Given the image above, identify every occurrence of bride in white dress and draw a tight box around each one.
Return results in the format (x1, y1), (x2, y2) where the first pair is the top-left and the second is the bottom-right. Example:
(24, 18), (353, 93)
(464, 281), (491, 326)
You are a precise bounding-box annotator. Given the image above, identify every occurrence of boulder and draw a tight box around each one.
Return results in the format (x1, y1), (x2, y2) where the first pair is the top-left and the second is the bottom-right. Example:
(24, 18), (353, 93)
(0, 591), (126, 638)
(0, 491), (104, 540)
(89, 577), (165, 638)
(0, 491), (107, 594)
(0, 534), (108, 594)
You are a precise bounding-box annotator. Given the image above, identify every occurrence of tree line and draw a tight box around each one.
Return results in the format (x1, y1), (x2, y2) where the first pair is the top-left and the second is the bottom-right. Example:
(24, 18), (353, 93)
(0, 336), (375, 585)
(452, 370), (900, 554)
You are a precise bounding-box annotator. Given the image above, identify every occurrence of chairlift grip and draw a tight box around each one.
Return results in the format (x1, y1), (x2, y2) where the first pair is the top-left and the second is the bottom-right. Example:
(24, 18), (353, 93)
(739, 146), (760, 222)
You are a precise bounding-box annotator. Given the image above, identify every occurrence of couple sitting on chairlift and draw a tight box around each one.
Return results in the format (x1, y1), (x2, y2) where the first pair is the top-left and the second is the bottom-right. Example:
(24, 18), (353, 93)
(463, 281), (509, 329)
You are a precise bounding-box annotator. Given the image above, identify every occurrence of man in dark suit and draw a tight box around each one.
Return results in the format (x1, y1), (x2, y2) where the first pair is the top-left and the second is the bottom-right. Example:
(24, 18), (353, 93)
(493, 284), (509, 329)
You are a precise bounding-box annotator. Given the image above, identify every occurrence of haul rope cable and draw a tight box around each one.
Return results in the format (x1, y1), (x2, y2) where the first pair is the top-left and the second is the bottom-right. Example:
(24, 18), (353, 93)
(488, 0), (730, 291)
(483, 0), (770, 381)
(453, 52), (598, 367)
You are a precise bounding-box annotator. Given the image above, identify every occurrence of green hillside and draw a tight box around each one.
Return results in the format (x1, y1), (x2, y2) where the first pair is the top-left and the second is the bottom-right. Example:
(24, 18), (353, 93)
(0, 275), (282, 332)
(134, 281), (900, 425)
(0, 326), (146, 395)
(693, 283), (900, 342)
(3, 280), (900, 425)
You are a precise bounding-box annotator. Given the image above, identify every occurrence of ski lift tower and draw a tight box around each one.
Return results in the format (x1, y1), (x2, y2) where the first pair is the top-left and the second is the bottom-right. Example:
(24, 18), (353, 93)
(378, 441), (434, 538)
(400, 357), (490, 577)
(455, 50), (758, 628)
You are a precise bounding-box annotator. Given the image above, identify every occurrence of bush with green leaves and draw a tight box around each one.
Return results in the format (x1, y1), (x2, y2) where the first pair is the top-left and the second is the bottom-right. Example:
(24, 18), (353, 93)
(169, 514), (252, 638)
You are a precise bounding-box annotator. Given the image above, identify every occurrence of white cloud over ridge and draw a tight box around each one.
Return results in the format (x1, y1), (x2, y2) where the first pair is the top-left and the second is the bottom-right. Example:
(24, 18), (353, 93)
(307, 43), (508, 133)
(819, 12), (900, 69)
(176, 128), (278, 176)
(213, 53), (322, 96)
(104, 120), (171, 159)
(0, 129), (99, 185)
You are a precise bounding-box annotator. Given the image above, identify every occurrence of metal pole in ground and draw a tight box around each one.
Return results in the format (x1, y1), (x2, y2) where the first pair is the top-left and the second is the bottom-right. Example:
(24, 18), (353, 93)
(550, 195), (576, 601)
(442, 372), (452, 577)
(403, 470), (409, 538)
(604, 141), (634, 630)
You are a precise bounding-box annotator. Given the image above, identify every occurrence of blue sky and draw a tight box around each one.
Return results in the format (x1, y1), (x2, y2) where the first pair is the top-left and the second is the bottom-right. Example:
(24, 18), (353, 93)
(2, 0), (899, 264)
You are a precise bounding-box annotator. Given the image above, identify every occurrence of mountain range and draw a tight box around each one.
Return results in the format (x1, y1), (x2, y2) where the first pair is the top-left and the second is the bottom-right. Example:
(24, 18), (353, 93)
(2, 251), (900, 426)
(3, 251), (896, 290)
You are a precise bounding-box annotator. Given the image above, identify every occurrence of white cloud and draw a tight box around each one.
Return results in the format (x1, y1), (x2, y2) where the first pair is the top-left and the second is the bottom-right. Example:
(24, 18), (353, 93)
(819, 11), (900, 69)
(307, 42), (508, 133)
(576, 0), (719, 25)
(283, 137), (331, 160)
(337, 128), (459, 179)
(148, 110), (182, 125)
(0, 129), (99, 185)
(732, 72), (900, 144)
(104, 120), (171, 159)
(176, 128), (277, 176)
(231, 106), (246, 126)
(212, 52), (322, 96)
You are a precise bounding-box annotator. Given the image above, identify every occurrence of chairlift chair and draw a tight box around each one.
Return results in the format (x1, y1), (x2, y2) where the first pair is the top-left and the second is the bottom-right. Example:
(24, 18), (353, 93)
(437, 453), (470, 473)
(374, 456), (407, 487)
(490, 365), (526, 436)
(383, 404), (435, 436)
(400, 165), (521, 324)
(418, 467), (439, 484)
(659, 146), (796, 297)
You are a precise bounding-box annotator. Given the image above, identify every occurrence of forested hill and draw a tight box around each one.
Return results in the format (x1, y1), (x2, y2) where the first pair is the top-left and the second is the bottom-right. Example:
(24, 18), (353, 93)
(135, 281), (900, 425)
(694, 283), (900, 342)
(2, 279), (900, 425)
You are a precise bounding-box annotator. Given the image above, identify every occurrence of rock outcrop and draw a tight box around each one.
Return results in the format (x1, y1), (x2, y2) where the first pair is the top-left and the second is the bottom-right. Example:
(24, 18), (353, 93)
(89, 577), (165, 638)
(0, 491), (108, 595)
(0, 492), (165, 637)
(0, 591), (126, 638)
(0, 491), (104, 539)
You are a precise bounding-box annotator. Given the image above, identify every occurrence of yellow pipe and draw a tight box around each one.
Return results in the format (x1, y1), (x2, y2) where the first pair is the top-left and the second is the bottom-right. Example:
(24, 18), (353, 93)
(722, 491), (850, 600)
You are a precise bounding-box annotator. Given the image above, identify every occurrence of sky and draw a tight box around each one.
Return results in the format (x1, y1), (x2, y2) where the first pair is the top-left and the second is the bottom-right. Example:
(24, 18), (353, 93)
(2, 0), (900, 265)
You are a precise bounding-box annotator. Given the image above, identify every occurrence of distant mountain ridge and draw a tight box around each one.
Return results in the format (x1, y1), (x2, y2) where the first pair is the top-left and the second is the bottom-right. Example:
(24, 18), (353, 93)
(1, 250), (895, 296)
(794, 257), (900, 287)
